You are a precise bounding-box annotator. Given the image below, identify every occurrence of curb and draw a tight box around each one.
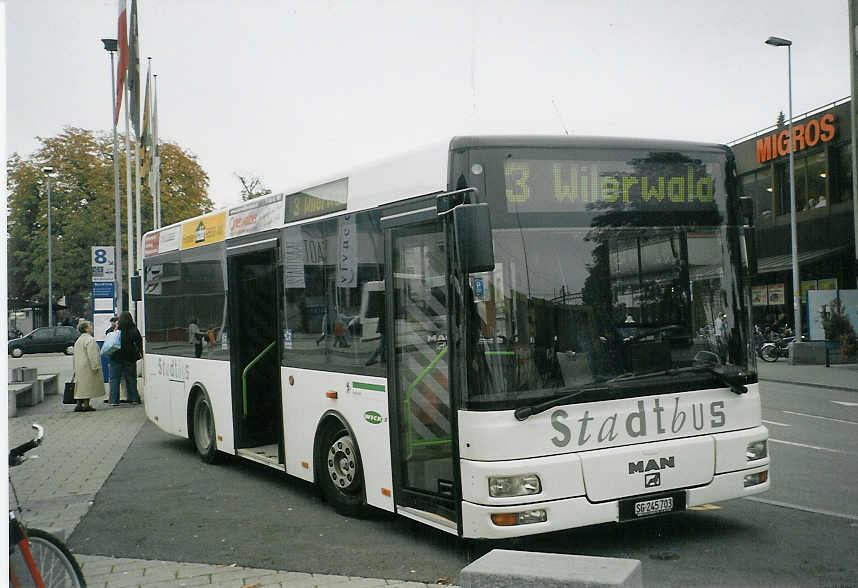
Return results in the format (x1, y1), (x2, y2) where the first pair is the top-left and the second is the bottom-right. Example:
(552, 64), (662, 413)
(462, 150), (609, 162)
(759, 377), (857, 392)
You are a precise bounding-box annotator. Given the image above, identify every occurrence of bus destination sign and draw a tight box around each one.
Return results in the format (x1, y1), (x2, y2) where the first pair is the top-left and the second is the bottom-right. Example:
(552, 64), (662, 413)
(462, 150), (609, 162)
(504, 158), (718, 214)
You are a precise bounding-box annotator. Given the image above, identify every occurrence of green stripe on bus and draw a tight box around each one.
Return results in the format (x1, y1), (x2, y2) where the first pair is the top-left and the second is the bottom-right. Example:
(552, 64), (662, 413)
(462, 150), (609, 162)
(484, 351), (515, 356)
(353, 381), (385, 392)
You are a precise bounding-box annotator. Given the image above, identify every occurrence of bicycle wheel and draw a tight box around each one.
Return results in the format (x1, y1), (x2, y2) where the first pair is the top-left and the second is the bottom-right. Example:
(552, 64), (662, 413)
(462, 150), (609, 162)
(760, 344), (779, 362)
(9, 528), (86, 587)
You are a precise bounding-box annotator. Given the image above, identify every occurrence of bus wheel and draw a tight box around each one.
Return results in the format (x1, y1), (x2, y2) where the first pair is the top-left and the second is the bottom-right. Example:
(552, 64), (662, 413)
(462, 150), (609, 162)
(317, 423), (364, 517)
(192, 392), (219, 463)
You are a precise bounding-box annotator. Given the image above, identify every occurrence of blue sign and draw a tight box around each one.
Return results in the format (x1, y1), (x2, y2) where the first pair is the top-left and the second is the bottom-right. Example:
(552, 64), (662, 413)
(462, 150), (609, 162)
(472, 277), (484, 299)
(92, 282), (115, 298)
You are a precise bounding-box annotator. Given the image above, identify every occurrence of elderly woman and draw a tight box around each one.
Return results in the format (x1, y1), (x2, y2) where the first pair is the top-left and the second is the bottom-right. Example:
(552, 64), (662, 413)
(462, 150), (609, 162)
(72, 320), (105, 412)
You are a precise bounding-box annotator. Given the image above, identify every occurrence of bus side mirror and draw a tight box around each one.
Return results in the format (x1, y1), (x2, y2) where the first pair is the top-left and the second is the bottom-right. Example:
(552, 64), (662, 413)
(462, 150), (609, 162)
(739, 197), (757, 276)
(453, 203), (495, 274)
(740, 196), (754, 225)
(130, 274), (142, 301)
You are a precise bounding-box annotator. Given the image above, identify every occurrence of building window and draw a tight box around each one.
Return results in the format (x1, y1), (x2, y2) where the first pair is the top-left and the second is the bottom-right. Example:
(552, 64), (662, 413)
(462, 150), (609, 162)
(804, 152), (827, 209)
(832, 143), (853, 204)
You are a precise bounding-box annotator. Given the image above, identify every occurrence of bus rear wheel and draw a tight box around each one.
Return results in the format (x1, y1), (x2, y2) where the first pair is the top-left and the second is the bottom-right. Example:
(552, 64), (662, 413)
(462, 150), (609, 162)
(317, 423), (365, 517)
(192, 392), (219, 463)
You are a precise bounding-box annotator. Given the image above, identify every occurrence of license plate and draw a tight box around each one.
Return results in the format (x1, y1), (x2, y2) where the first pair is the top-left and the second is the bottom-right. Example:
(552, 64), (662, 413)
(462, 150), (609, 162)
(619, 491), (685, 521)
(634, 497), (673, 516)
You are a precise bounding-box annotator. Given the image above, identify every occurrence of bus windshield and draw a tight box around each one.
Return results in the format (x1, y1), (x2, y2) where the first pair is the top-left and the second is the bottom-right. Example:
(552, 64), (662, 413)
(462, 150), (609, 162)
(464, 146), (754, 410)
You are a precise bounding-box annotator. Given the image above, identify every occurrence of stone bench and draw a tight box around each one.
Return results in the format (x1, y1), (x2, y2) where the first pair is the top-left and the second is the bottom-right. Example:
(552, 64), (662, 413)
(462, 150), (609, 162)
(8, 382), (37, 418)
(37, 374), (59, 396)
(459, 549), (643, 588)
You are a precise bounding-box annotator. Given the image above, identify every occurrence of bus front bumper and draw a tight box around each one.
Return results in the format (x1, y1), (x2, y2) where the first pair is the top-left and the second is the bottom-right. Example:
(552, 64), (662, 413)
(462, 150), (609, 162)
(460, 465), (770, 539)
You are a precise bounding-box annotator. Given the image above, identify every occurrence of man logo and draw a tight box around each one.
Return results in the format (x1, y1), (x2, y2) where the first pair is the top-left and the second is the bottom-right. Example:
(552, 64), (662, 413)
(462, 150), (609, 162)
(645, 473), (661, 488)
(628, 456), (675, 474)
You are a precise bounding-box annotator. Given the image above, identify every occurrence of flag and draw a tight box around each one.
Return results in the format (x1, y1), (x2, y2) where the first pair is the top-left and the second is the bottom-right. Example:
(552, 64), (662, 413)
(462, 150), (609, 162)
(128, 0), (141, 136)
(113, 0), (128, 125)
(140, 63), (152, 182)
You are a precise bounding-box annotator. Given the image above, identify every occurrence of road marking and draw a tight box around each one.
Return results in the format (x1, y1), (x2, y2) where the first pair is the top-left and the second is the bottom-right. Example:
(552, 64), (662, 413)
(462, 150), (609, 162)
(762, 420), (791, 427)
(831, 400), (858, 407)
(769, 438), (855, 455)
(781, 410), (858, 426)
(744, 497), (858, 522)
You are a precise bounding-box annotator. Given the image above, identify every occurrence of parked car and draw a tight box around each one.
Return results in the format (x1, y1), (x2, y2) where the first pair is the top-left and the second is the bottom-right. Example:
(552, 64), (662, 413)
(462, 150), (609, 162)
(8, 326), (80, 357)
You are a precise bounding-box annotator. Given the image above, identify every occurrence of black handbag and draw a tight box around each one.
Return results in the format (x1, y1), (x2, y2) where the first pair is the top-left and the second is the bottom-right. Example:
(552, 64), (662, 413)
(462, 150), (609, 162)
(63, 380), (76, 404)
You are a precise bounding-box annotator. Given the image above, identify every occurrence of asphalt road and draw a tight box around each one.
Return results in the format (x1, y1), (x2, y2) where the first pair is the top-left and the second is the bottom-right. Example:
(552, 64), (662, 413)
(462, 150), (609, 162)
(27, 354), (849, 587)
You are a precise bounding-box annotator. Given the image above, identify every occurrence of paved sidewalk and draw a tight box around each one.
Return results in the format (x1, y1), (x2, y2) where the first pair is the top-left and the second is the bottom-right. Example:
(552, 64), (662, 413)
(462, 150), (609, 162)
(9, 394), (453, 588)
(756, 360), (858, 391)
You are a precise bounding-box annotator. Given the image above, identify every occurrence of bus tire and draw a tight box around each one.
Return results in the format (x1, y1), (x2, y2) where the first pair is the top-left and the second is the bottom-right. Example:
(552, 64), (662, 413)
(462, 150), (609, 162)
(191, 391), (219, 464)
(316, 422), (365, 517)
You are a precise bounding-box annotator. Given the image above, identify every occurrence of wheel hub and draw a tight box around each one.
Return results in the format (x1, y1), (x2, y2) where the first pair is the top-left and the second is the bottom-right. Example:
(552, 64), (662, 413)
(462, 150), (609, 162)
(327, 435), (356, 489)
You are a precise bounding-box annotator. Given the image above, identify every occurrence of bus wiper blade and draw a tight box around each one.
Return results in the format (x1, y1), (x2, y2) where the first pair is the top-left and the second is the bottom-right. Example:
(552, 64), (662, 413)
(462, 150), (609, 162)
(684, 365), (749, 395)
(609, 365), (748, 394)
(514, 386), (609, 421)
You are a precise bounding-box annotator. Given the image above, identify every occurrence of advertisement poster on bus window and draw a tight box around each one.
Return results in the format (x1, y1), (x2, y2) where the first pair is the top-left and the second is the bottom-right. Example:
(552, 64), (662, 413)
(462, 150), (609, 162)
(158, 226), (180, 253)
(751, 286), (767, 306)
(767, 283), (785, 305)
(800, 280), (818, 303)
(181, 212), (226, 250)
(227, 193), (285, 238)
(817, 277), (838, 291)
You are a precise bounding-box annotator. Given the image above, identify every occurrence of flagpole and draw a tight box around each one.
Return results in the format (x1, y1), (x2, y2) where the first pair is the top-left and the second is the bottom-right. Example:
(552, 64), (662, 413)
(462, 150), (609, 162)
(108, 45), (124, 314)
(124, 83), (135, 320)
(153, 73), (160, 228)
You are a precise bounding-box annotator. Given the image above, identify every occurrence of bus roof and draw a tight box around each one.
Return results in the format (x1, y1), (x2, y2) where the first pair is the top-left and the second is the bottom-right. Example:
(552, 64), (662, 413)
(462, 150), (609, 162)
(142, 134), (731, 255)
(449, 134), (730, 153)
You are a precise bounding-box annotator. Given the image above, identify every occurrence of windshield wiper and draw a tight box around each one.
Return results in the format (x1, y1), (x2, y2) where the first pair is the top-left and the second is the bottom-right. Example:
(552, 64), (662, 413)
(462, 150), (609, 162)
(607, 365), (748, 395)
(514, 386), (611, 421)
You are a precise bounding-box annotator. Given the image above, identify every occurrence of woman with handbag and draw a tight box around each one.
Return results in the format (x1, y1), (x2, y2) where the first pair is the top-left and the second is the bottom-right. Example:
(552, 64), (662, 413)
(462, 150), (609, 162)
(72, 320), (104, 412)
(108, 311), (143, 406)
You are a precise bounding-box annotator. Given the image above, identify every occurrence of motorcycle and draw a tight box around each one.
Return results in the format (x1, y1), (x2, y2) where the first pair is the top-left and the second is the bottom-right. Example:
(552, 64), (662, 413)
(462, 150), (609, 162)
(759, 331), (804, 362)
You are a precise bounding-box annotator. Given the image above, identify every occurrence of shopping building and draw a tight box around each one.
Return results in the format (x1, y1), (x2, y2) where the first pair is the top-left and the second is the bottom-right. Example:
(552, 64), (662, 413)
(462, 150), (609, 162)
(729, 97), (857, 332)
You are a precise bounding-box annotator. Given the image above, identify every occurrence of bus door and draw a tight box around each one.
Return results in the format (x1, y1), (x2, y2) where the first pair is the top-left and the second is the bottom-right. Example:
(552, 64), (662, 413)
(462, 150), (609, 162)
(384, 208), (459, 532)
(227, 238), (283, 462)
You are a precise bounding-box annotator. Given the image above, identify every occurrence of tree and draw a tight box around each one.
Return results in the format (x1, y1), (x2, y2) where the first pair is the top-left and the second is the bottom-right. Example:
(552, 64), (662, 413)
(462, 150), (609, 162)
(6, 127), (213, 318)
(235, 173), (272, 201)
(776, 111), (786, 128)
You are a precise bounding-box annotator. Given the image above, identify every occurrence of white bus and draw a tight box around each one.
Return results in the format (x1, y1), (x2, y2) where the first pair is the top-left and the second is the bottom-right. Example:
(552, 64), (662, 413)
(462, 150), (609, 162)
(141, 136), (769, 539)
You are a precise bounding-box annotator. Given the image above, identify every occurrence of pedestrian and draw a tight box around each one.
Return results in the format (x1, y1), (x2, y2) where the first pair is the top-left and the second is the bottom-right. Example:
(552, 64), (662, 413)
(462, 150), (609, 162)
(109, 311), (143, 406)
(72, 320), (105, 412)
(104, 316), (128, 403)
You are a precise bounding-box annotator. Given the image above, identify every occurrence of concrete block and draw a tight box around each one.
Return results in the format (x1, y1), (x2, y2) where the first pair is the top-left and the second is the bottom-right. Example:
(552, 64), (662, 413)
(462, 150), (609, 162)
(8, 382), (35, 417)
(459, 549), (643, 588)
(790, 341), (827, 365)
(38, 374), (59, 396)
(20, 367), (38, 382)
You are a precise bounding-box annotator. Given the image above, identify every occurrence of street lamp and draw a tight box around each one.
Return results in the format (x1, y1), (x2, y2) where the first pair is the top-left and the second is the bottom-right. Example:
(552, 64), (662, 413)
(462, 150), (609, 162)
(765, 35), (802, 341)
(102, 37), (123, 313)
(42, 166), (56, 326)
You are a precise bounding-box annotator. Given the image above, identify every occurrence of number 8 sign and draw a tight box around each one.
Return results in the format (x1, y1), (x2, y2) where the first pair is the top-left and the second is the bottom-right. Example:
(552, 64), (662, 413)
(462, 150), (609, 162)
(91, 246), (115, 282)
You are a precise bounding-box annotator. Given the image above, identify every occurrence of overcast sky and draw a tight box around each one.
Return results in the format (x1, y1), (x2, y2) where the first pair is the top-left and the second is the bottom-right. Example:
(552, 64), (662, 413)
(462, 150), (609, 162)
(5, 0), (852, 210)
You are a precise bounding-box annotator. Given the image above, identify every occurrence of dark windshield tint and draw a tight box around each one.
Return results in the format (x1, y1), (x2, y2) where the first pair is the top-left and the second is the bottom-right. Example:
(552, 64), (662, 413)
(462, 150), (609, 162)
(460, 145), (753, 410)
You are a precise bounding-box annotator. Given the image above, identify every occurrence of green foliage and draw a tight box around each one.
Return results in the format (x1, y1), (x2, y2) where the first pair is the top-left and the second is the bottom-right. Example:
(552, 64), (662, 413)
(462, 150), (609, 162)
(776, 111), (786, 128)
(820, 298), (857, 358)
(7, 127), (213, 316)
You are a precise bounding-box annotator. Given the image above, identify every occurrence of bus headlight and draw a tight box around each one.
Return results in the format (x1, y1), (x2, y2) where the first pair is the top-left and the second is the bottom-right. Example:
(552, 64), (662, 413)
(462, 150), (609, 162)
(746, 440), (767, 461)
(488, 474), (541, 497)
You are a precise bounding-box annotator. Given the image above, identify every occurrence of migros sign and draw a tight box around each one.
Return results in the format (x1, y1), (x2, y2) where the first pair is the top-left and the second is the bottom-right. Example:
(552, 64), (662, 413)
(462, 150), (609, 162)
(756, 113), (835, 164)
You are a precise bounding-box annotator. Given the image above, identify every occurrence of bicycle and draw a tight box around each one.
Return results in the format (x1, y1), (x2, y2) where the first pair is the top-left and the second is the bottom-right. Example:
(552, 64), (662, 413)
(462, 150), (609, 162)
(9, 424), (86, 587)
